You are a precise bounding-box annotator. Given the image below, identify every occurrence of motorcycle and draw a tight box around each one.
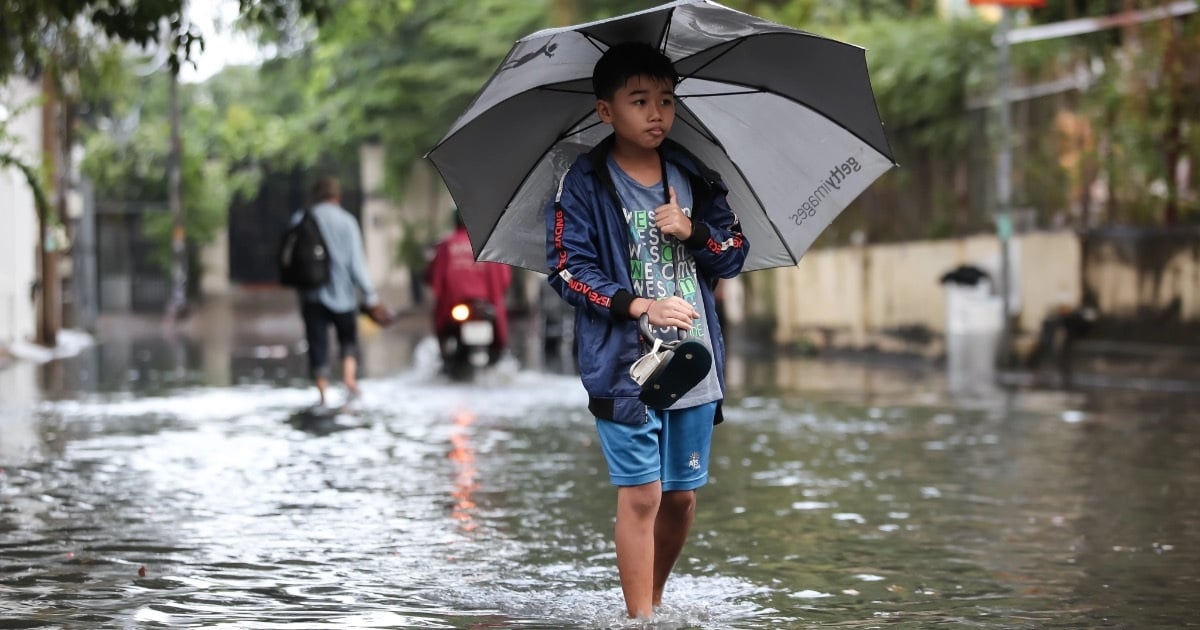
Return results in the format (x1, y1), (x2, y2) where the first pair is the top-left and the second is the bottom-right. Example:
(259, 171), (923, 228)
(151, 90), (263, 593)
(438, 298), (500, 380)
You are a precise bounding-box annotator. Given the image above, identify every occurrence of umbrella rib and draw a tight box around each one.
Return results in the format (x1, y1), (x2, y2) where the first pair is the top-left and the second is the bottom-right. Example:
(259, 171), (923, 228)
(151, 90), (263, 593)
(672, 33), (894, 161)
(581, 32), (606, 54)
(540, 86), (595, 95)
(685, 71), (894, 164)
(558, 109), (604, 140)
(676, 100), (801, 265)
(673, 108), (719, 146)
(681, 89), (762, 97)
(577, 5), (677, 53)
(676, 36), (749, 85)
(480, 106), (603, 262)
(658, 7), (675, 54)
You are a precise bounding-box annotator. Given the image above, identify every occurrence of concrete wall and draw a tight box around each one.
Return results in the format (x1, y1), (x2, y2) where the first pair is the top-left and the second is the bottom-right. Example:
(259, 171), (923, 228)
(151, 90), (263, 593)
(359, 143), (406, 307)
(356, 145), (454, 312)
(1083, 228), (1200, 322)
(199, 228), (230, 297)
(774, 230), (1083, 354)
(0, 78), (42, 346)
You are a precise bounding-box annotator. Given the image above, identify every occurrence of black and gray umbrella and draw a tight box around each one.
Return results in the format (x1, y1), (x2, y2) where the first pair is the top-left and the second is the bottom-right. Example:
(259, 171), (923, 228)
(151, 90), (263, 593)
(427, 0), (896, 273)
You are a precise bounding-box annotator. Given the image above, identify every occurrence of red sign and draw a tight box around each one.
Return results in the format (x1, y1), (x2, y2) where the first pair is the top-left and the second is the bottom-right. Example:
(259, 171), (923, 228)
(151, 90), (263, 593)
(969, 0), (1046, 6)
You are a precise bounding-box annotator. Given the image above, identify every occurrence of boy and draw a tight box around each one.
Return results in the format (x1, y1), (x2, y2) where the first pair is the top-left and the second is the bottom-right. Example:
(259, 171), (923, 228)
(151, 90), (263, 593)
(292, 176), (384, 408)
(544, 42), (749, 618)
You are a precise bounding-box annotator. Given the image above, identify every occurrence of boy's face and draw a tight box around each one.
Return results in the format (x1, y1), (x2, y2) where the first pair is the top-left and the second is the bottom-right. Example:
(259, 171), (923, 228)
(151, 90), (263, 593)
(596, 75), (675, 152)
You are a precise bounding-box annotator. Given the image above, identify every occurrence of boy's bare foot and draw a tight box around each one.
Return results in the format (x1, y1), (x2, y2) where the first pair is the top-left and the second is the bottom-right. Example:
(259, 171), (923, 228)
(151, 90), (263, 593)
(343, 386), (361, 409)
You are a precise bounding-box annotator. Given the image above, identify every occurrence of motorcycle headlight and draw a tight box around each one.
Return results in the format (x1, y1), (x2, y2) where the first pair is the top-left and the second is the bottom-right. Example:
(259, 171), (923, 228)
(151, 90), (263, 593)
(450, 304), (471, 322)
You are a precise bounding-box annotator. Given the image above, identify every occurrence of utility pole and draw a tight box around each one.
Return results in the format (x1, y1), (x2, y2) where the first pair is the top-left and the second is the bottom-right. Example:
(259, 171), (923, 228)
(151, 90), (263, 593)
(38, 70), (62, 347)
(164, 63), (187, 327)
(995, 6), (1014, 369)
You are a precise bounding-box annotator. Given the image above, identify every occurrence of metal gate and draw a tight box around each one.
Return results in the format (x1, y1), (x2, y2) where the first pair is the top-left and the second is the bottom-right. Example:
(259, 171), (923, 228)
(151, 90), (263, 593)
(94, 201), (171, 312)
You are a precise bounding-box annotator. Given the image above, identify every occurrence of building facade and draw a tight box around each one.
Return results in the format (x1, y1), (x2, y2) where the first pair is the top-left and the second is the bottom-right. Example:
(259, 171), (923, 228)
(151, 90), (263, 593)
(0, 77), (41, 348)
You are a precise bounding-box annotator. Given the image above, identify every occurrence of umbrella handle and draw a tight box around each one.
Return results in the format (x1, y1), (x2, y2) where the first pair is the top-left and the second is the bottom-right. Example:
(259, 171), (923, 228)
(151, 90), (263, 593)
(639, 312), (687, 346)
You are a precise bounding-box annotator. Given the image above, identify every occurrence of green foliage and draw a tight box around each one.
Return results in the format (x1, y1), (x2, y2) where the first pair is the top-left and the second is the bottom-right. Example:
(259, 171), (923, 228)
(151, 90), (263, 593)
(0, 0), (198, 78)
(75, 39), (344, 269)
(396, 218), (434, 270)
(54, 0), (1200, 275)
(0, 99), (52, 227)
(744, 0), (932, 25)
(80, 97), (230, 270)
(0, 0), (336, 81)
(300, 0), (548, 195)
(1080, 12), (1200, 224)
(834, 17), (992, 154)
(0, 151), (50, 224)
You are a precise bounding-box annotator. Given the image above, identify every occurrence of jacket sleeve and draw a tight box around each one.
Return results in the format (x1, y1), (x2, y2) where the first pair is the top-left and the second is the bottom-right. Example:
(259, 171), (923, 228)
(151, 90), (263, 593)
(680, 177), (749, 280)
(545, 168), (637, 321)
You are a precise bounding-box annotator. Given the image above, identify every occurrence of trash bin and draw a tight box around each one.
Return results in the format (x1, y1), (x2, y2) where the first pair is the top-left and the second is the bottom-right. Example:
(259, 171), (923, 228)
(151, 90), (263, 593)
(940, 265), (1002, 390)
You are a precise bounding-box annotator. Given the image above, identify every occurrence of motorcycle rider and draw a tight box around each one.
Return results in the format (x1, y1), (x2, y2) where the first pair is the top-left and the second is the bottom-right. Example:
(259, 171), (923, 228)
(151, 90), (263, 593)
(424, 209), (513, 364)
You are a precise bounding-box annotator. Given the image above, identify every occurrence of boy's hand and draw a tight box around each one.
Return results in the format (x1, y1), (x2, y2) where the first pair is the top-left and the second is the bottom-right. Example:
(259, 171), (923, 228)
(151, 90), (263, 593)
(646, 296), (699, 330)
(655, 186), (693, 240)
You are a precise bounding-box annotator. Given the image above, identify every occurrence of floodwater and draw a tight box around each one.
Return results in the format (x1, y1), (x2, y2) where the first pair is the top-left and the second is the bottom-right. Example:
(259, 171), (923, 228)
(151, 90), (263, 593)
(1, 317), (1198, 629)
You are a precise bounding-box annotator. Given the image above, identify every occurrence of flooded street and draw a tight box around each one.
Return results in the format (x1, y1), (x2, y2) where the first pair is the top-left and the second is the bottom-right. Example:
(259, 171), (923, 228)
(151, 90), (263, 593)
(2, 311), (1198, 628)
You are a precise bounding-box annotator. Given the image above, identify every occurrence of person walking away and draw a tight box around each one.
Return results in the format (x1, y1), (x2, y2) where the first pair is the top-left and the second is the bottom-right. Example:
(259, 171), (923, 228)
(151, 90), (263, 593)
(543, 42), (749, 619)
(424, 210), (513, 361)
(292, 176), (382, 409)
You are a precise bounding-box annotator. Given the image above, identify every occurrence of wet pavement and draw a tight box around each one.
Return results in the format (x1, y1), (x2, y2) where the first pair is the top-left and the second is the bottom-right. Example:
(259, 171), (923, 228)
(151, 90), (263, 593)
(1, 295), (1199, 628)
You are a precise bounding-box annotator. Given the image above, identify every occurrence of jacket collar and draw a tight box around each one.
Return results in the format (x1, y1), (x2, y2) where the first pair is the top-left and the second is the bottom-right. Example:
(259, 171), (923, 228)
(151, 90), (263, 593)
(583, 134), (714, 183)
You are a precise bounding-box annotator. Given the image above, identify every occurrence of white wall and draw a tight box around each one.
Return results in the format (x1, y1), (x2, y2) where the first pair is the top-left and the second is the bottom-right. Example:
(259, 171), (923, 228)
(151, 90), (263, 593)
(0, 78), (41, 346)
(774, 230), (1083, 353)
(359, 143), (408, 307)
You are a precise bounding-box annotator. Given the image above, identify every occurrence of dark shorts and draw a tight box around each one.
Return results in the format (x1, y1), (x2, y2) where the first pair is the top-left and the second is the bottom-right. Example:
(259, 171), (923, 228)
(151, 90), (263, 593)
(300, 300), (359, 379)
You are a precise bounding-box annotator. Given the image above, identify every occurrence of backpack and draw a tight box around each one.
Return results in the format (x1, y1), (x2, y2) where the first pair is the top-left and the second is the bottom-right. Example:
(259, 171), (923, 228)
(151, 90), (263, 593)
(279, 208), (331, 289)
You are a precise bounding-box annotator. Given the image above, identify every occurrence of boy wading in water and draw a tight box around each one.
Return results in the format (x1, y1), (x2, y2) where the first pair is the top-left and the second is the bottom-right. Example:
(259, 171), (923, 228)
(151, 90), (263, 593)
(545, 42), (749, 618)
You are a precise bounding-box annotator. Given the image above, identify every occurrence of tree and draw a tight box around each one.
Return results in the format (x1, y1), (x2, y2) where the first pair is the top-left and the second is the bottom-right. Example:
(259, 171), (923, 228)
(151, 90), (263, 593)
(293, 0), (547, 195)
(0, 0), (339, 81)
(0, 0), (200, 79)
(0, 0), (332, 344)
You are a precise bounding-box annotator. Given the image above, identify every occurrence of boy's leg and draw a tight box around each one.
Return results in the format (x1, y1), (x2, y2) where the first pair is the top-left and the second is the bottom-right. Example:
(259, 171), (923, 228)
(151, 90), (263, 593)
(596, 403), (715, 617)
(330, 309), (361, 396)
(595, 416), (667, 618)
(653, 489), (696, 606)
(614, 481), (662, 619)
(653, 401), (718, 605)
(301, 301), (332, 405)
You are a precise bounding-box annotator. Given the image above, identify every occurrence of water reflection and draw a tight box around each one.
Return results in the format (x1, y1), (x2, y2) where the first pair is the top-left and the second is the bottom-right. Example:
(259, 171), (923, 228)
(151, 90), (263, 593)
(449, 409), (480, 533)
(0, 326), (1197, 628)
(0, 362), (40, 463)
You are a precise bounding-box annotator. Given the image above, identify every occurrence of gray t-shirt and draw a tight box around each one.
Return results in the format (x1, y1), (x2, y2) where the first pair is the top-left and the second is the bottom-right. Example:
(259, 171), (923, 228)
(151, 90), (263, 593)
(608, 156), (721, 409)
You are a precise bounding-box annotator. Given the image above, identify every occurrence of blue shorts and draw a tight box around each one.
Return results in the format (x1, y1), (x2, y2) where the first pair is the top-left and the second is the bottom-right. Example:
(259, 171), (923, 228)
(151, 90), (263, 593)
(594, 402), (718, 491)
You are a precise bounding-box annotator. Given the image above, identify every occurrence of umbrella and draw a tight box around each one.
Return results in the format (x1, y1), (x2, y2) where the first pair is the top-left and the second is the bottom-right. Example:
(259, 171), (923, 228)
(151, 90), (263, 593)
(426, 0), (896, 273)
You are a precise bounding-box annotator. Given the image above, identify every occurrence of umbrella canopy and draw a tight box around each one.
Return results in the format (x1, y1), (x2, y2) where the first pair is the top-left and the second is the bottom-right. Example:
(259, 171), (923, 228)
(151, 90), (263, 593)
(427, 0), (896, 273)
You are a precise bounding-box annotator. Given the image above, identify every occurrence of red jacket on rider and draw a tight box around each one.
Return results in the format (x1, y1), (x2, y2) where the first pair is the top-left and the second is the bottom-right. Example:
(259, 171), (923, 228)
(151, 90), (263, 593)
(424, 225), (512, 350)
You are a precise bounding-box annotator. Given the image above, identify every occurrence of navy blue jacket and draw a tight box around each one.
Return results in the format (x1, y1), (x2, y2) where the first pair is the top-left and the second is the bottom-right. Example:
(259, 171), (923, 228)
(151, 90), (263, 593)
(545, 136), (750, 426)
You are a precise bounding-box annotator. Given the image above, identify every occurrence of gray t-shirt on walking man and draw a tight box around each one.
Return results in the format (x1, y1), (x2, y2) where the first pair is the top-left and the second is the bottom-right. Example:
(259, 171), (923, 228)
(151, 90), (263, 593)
(608, 157), (721, 410)
(291, 201), (378, 313)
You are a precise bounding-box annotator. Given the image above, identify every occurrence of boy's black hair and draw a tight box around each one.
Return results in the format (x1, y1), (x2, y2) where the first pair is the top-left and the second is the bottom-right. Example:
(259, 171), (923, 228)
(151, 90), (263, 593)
(592, 42), (678, 100)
